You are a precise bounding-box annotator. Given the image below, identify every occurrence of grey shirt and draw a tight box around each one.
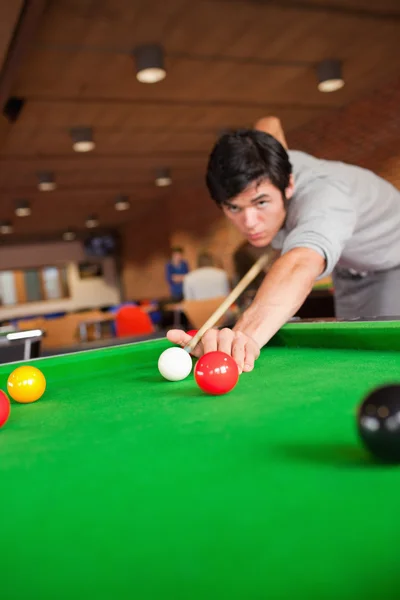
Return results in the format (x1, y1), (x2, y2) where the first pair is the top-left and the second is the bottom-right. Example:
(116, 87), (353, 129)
(272, 150), (400, 277)
(183, 267), (230, 300)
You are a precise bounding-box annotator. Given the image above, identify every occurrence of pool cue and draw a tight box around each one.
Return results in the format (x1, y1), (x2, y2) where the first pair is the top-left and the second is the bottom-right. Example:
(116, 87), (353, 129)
(184, 252), (270, 353)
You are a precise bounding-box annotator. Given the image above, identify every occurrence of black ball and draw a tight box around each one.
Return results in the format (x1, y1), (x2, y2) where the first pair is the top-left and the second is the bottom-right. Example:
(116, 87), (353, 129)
(357, 384), (400, 462)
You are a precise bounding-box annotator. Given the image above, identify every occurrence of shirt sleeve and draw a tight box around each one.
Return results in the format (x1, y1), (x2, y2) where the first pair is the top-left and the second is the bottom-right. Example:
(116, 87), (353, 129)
(282, 178), (357, 278)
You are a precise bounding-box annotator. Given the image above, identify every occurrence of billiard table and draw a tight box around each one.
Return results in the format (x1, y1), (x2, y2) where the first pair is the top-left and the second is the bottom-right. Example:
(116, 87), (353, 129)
(1, 320), (400, 600)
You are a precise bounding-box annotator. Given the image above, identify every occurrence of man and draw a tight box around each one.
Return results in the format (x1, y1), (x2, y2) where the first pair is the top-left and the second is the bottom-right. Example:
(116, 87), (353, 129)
(167, 116), (400, 373)
(165, 247), (189, 302)
(183, 252), (230, 301)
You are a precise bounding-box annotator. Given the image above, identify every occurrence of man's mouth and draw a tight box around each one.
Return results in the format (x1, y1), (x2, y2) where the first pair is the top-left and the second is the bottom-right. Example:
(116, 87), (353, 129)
(247, 232), (264, 241)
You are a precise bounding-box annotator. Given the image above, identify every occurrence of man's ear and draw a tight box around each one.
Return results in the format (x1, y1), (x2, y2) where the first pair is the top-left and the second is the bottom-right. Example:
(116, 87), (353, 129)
(285, 174), (295, 200)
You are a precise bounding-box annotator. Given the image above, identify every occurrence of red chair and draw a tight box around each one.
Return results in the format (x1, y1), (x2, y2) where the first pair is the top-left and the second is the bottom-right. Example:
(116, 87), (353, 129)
(115, 305), (154, 338)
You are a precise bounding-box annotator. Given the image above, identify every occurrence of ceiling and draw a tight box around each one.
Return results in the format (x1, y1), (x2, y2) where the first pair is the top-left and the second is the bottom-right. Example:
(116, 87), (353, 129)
(1, 0), (400, 242)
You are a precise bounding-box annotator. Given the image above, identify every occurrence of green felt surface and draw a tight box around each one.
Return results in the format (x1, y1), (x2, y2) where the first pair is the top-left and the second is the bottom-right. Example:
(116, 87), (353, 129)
(1, 323), (400, 600)
(271, 319), (400, 351)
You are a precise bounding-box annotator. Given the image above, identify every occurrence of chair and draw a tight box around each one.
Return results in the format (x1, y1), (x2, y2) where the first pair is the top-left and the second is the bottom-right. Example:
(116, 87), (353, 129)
(40, 314), (82, 348)
(115, 305), (154, 338)
(180, 296), (234, 330)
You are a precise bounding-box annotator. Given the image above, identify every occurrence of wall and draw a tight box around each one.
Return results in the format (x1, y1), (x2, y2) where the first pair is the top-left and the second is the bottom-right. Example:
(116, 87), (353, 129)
(121, 74), (400, 298)
(167, 185), (243, 277)
(287, 74), (400, 184)
(121, 203), (171, 300)
(121, 186), (244, 300)
(0, 241), (121, 320)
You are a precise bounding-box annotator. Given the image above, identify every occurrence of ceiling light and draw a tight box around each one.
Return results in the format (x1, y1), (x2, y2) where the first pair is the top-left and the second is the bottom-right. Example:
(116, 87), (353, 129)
(317, 59), (344, 93)
(85, 215), (99, 228)
(115, 194), (130, 211)
(134, 44), (166, 84)
(70, 126), (95, 152)
(37, 171), (56, 191)
(155, 167), (172, 187)
(15, 200), (31, 217)
(0, 221), (13, 234)
(63, 229), (76, 241)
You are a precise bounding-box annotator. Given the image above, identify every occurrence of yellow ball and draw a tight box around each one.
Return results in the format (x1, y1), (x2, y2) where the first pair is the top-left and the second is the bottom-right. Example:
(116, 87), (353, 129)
(7, 366), (46, 404)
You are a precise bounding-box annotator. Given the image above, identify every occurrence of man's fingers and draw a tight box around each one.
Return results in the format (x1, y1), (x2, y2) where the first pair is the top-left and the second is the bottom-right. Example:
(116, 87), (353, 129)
(166, 329), (193, 348)
(243, 342), (258, 372)
(232, 338), (246, 374)
(167, 329), (202, 356)
(167, 328), (261, 370)
(217, 328), (234, 357)
(201, 329), (218, 354)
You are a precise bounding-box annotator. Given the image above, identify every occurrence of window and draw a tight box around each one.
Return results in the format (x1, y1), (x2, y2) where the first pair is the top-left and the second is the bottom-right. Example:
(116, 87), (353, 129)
(43, 267), (63, 299)
(0, 271), (17, 306)
(25, 269), (42, 302)
(0, 265), (69, 307)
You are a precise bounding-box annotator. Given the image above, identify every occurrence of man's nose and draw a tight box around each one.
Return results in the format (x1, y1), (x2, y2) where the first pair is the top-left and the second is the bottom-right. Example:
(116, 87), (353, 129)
(243, 208), (258, 230)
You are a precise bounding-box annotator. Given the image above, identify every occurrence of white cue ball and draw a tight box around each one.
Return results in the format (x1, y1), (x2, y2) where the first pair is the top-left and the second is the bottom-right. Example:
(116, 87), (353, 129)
(158, 347), (193, 381)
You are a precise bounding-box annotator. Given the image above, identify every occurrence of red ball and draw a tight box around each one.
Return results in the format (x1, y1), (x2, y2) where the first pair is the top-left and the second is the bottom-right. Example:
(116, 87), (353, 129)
(194, 351), (239, 395)
(0, 390), (11, 429)
(187, 329), (198, 337)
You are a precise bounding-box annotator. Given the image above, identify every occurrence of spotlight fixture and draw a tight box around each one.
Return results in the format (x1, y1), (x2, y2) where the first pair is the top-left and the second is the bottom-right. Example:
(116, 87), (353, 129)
(70, 126), (95, 152)
(37, 171), (56, 191)
(85, 214), (99, 228)
(155, 167), (172, 187)
(63, 228), (76, 241)
(134, 44), (166, 84)
(0, 221), (13, 234)
(15, 200), (31, 217)
(317, 59), (344, 93)
(115, 194), (130, 211)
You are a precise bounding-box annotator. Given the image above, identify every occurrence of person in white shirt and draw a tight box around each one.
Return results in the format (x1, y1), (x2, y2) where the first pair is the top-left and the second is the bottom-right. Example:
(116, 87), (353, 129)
(183, 252), (230, 300)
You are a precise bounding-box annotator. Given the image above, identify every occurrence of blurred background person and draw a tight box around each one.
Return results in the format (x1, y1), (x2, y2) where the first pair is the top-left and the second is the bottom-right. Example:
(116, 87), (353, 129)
(183, 252), (230, 301)
(165, 247), (189, 302)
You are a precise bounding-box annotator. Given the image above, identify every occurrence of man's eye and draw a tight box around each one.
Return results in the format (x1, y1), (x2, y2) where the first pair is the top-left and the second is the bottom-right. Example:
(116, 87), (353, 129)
(257, 200), (268, 208)
(227, 205), (240, 213)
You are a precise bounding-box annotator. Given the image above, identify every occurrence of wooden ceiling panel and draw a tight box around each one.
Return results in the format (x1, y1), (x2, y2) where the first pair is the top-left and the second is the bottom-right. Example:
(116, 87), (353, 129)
(0, 187), (164, 237)
(16, 25), (399, 101)
(14, 2), (399, 100)
(281, 0), (400, 11)
(0, 100), (328, 155)
(0, 160), (207, 190)
(1, 204), (149, 236)
(0, 1), (25, 70)
(0, 0), (399, 241)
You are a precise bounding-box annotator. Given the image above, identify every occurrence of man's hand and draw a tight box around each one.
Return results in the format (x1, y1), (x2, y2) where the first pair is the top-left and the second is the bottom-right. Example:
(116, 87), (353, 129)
(167, 248), (324, 373)
(233, 247), (325, 348)
(171, 274), (185, 283)
(254, 116), (288, 149)
(166, 328), (260, 374)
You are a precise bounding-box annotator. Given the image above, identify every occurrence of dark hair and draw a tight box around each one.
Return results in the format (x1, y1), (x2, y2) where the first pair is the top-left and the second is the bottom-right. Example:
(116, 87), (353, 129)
(197, 252), (214, 268)
(206, 129), (292, 205)
(171, 246), (183, 254)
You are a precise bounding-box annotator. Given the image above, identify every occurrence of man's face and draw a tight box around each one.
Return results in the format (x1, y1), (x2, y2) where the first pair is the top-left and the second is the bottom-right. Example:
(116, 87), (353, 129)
(221, 176), (294, 247)
(172, 251), (183, 263)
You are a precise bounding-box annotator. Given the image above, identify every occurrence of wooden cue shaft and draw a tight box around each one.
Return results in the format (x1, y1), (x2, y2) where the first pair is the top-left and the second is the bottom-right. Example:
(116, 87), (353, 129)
(184, 253), (270, 353)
